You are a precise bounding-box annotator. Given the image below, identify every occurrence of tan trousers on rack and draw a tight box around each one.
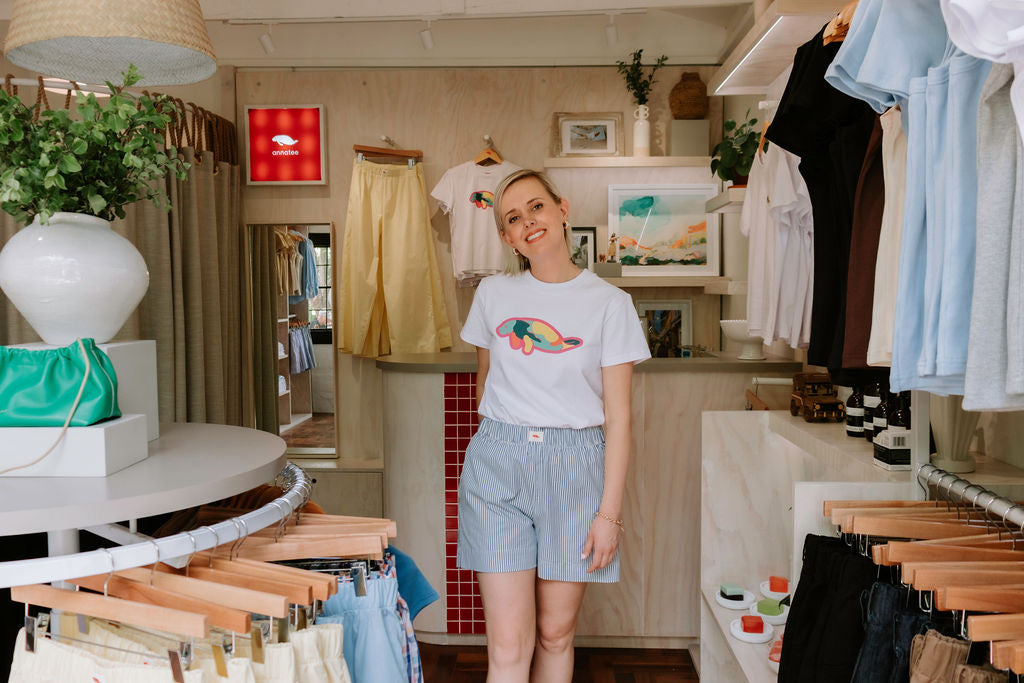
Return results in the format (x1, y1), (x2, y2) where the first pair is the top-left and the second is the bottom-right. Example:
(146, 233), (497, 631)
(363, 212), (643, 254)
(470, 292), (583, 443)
(339, 159), (452, 356)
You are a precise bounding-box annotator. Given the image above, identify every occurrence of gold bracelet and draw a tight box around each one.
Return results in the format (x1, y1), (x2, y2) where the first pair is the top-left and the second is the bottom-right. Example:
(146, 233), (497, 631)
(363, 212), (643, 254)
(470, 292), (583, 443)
(595, 510), (624, 529)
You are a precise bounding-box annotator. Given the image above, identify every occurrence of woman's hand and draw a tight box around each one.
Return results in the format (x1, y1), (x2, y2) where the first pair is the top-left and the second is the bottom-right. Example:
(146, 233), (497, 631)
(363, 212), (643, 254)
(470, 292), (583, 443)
(582, 515), (621, 573)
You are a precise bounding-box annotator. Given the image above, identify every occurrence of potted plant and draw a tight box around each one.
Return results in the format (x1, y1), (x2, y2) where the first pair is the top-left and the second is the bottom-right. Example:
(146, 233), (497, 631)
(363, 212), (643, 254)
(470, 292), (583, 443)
(616, 49), (668, 156)
(710, 111), (759, 187)
(0, 65), (188, 345)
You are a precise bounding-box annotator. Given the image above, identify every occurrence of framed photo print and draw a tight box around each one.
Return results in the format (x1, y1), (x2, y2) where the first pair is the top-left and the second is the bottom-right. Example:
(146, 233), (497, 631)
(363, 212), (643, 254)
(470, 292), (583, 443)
(635, 299), (693, 358)
(552, 112), (624, 157)
(608, 184), (720, 277)
(570, 227), (597, 271)
(245, 105), (327, 185)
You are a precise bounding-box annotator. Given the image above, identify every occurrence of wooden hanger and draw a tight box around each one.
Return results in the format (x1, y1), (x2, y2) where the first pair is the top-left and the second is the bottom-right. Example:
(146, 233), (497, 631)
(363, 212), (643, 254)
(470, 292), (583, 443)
(67, 572), (250, 634)
(163, 564), (313, 606)
(823, 1), (857, 45)
(353, 144), (422, 161)
(113, 566), (290, 618)
(11, 584), (209, 639)
(969, 614), (1024, 642)
(236, 535), (386, 562)
(195, 553), (336, 600)
(475, 136), (503, 166)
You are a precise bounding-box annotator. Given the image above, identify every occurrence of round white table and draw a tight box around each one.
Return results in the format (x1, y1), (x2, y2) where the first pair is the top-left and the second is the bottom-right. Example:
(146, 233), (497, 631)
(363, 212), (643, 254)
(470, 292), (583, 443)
(0, 423), (287, 557)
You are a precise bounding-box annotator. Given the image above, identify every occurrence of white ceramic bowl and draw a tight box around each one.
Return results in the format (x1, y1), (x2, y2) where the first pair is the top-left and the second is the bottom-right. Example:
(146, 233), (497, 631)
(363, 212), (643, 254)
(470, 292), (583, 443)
(720, 319), (766, 360)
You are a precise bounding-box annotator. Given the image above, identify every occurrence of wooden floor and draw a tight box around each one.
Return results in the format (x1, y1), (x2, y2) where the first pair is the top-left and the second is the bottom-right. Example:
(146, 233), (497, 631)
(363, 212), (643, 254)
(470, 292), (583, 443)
(283, 412), (335, 449)
(418, 644), (698, 682)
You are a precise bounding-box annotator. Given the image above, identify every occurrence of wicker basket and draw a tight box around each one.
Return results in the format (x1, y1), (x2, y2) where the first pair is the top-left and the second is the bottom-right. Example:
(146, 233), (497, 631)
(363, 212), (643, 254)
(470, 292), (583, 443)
(3, 0), (216, 86)
(669, 72), (709, 120)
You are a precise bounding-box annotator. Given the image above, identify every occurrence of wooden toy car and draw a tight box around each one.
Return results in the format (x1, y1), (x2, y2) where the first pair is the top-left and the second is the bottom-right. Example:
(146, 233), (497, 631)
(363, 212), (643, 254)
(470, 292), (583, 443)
(789, 372), (836, 416)
(801, 395), (846, 423)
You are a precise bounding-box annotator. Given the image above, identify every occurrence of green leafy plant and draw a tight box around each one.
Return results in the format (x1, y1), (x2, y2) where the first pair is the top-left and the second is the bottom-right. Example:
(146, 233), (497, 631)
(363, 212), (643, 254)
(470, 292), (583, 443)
(0, 64), (188, 225)
(616, 49), (669, 106)
(710, 110), (759, 183)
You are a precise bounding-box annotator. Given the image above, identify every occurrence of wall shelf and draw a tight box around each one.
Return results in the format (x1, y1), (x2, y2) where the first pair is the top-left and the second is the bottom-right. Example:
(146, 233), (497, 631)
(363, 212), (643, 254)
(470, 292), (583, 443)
(708, 1), (838, 95)
(704, 279), (747, 296)
(706, 187), (747, 214)
(544, 156), (711, 169)
(601, 275), (735, 294)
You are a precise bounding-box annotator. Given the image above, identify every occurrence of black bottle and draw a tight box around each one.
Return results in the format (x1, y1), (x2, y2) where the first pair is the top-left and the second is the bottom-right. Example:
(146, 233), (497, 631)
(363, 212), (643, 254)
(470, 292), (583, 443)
(891, 391), (912, 430)
(872, 389), (892, 442)
(863, 383), (881, 442)
(845, 386), (864, 438)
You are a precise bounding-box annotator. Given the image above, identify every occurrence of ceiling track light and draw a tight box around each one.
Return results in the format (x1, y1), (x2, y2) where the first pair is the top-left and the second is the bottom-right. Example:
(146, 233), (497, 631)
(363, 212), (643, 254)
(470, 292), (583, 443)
(420, 20), (435, 50)
(259, 23), (275, 54)
(605, 14), (618, 45)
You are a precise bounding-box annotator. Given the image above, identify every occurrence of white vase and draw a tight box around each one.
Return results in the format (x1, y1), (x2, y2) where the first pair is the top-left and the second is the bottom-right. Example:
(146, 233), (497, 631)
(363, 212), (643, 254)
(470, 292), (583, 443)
(633, 104), (651, 157)
(0, 212), (149, 345)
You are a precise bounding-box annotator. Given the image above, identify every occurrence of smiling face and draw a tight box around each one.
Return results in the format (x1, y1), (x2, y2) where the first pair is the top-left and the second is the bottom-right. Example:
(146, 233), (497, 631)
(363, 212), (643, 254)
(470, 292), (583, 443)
(497, 176), (571, 264)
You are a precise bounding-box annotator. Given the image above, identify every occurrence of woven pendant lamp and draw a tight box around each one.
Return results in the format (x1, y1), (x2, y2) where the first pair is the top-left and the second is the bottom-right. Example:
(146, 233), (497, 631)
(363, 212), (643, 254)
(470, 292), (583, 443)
(3, 0), (216, 86)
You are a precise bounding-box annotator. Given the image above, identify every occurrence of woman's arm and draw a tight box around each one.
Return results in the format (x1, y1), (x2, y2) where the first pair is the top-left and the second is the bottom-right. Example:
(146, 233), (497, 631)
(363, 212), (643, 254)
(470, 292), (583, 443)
(583, 361), (633, 572)
(475, 347), (489, 411)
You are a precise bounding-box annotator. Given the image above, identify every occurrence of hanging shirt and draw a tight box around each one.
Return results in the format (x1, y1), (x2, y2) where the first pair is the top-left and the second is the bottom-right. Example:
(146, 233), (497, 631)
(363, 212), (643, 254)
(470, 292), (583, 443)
(740, 150), (776, 341)
(430, 161), (521, 285)
(965, 64), (1024, 410)
(768, 144), (814, 350)
(460, 270), (650, 429)
(866, 107), (908, 367)
(766, 25), (878, 375)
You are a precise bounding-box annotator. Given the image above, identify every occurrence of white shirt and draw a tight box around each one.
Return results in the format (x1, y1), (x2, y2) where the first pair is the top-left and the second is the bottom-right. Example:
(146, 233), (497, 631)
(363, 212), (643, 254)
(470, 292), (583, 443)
(460, 270), (651, 428)
(430, 161), (520, 284)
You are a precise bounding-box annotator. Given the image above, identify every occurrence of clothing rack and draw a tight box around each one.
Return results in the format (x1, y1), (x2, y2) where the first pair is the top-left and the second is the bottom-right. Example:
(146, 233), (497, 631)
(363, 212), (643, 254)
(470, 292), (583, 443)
(0, 463), (312, 590)
(916, 462), (1024, 528)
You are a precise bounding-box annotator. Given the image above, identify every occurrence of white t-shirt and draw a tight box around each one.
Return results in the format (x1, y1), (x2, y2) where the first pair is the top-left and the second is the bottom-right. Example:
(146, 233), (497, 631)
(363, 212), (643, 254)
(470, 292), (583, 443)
(430, 161), (520, 284)
(460, 270), (651, 428)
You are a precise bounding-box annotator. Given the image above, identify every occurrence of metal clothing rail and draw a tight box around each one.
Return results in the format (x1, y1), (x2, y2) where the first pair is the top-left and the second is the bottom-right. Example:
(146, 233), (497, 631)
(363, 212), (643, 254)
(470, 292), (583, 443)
(916, 463), (1024, 530)
(0, 463), (312, 590)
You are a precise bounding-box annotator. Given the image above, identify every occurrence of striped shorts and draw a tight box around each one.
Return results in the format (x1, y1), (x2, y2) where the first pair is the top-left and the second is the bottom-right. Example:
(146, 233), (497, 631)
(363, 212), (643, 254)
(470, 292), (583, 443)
(456, 417), (619, 583)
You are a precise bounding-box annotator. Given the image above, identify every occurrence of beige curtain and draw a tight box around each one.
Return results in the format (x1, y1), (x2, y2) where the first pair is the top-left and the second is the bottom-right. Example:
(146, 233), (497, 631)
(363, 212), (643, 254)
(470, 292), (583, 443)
(0, 148), (249, 428)
(249, 226), (280, 434)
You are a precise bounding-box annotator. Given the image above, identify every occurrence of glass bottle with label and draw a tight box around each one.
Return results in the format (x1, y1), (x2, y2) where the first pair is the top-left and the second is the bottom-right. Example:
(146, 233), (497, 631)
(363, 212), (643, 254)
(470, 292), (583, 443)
(891, 391), (911, 430)
(846, 386), (864, 438)
(863, 383), (881, 442)
(872, 388), (891, 443)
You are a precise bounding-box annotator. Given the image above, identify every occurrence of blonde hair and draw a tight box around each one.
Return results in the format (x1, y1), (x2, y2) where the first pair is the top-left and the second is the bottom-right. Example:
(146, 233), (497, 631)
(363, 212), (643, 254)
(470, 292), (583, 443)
(492, 169), (575, 275)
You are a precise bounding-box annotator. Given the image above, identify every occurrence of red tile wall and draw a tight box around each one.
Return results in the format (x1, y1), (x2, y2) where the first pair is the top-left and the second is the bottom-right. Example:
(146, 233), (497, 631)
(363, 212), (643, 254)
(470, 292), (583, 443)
(443, 372), (485, 635)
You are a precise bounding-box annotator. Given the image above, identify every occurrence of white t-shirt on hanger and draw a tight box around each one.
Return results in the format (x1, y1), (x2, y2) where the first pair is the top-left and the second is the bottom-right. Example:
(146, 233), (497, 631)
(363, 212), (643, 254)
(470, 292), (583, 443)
(430, 161), (520, 285)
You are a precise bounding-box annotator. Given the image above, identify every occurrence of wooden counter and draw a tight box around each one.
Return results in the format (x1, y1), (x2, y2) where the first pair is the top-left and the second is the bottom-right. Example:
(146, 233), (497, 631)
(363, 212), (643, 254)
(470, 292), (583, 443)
(378, 352), (800, 647)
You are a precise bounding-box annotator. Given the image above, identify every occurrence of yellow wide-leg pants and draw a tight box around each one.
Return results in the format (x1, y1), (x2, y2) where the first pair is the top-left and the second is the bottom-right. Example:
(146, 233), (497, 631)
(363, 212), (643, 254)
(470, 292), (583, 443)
(339, 159), (452, 356)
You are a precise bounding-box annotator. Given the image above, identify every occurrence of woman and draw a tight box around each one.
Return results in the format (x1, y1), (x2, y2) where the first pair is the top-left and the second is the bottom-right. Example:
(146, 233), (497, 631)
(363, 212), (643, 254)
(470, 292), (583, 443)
(458, 169), (650, 681)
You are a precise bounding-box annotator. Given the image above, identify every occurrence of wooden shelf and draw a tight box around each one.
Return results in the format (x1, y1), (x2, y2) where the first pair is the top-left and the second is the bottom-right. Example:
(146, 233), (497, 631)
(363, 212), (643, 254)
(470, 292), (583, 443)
(704, 279), (747, 296)
(706, 187), (747, 214)
(278, 389), (290, 398)
(544, 156), (711, 169)
(708, 1), (839, 95)
(700, 587), (778, 683)
(280, 412), (313, 434)
(278, 354), (288, 360)
(601, 275), (734, 293)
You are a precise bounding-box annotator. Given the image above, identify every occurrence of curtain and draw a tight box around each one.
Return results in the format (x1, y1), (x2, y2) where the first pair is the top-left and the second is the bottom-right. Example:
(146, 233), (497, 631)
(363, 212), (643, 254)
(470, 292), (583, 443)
(249, 225), (280, 434)
(0, 147), (249, 428)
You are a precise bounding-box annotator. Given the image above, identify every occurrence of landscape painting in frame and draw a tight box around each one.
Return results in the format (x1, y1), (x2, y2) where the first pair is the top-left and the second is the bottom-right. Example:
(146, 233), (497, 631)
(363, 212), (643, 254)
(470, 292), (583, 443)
(608, 184), (720, 277)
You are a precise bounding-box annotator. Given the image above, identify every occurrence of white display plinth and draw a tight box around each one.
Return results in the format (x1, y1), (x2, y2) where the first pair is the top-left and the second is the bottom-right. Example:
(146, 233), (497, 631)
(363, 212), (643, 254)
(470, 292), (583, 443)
(0, 414), (147, 477)
(13, 340), (159, 441)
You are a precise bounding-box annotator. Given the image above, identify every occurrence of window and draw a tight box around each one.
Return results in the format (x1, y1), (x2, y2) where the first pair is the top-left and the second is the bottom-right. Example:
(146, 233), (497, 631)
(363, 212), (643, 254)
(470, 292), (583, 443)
(308, 231), (332, 344)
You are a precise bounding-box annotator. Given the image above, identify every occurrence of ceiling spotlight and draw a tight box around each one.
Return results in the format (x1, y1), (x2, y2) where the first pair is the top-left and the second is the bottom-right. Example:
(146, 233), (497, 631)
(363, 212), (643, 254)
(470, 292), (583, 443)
(420, 21), (435, 50)
(259, 24), (275, 55)
(605, 15), (618, 45)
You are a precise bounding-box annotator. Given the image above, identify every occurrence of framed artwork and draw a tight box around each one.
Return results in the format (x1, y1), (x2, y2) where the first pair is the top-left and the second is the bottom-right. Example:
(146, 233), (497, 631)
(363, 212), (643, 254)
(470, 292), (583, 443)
(245, 105), (327, 185)
(635, 299), (693, 358)
(552, 112), (624, 157)
(608, 184), (720, 277)
(570, 226), (597, 271)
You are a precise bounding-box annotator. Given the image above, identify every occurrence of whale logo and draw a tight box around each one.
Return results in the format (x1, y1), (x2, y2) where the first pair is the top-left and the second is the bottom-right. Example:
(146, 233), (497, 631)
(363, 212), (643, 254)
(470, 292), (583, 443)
(272, 135), (299, 146)
(496, 317), (582, 356)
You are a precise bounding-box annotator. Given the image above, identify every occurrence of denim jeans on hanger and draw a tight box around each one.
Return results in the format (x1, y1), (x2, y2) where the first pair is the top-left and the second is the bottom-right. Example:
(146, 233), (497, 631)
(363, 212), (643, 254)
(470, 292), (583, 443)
(892, 608), (938, 683)
(852, 581), (902, 682)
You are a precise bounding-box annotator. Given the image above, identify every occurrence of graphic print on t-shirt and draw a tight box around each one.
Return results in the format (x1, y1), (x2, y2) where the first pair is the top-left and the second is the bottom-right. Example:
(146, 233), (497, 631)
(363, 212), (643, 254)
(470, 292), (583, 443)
(470, 191), (495, 210)
(496, 317), (583, 355)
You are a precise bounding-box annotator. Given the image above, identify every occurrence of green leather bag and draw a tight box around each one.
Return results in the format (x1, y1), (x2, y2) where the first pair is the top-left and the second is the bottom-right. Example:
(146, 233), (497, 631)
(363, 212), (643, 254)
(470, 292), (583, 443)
(0, 338), (121, 427)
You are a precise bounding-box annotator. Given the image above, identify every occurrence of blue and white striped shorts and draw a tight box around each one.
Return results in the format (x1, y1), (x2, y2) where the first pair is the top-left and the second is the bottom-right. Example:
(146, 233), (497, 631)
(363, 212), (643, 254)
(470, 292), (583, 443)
(456, 417), (619, 583)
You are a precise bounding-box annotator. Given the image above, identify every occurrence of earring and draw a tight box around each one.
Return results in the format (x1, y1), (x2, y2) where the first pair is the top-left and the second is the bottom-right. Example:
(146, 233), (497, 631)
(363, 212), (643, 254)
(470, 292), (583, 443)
(563, 221), (568, 229)
(513, 248), (520, 256)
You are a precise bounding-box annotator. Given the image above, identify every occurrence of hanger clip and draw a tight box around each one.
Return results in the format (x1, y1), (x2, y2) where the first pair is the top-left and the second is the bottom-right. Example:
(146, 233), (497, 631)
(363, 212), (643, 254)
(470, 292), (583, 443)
(276, 615), (290, 643)
(357, 152), (365, 163)
(24, 616), (36, 653)
(76, 613), (89, 635)
(212, 643), (229, 678)
(250, 625), (265, 664)
(168, 650), (186, 683)
(351, 564), (368, 597)
(407, 158), (415, 170)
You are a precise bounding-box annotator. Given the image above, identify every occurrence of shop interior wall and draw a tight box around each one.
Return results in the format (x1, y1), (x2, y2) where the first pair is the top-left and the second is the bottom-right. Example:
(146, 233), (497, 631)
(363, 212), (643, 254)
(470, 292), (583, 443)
(236, 65), (723, 460)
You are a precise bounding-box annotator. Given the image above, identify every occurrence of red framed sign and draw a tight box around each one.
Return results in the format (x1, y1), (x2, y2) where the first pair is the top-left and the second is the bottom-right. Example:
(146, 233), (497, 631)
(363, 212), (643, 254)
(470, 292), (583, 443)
(245, 105), (327, 185)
